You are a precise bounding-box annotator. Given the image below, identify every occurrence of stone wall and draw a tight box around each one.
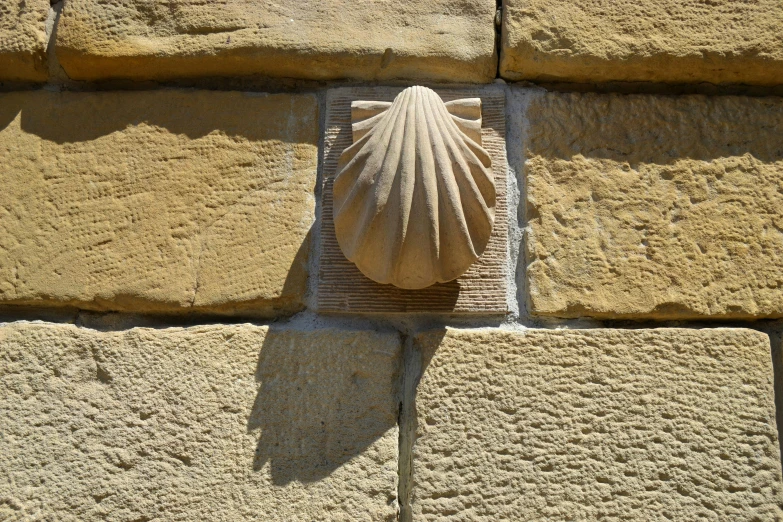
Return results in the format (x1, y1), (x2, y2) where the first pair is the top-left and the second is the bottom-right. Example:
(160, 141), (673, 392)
(1, 1), (782, 520)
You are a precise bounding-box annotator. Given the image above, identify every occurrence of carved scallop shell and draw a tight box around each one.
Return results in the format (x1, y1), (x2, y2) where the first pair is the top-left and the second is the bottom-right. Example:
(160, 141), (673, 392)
(333, 86), (495, 290)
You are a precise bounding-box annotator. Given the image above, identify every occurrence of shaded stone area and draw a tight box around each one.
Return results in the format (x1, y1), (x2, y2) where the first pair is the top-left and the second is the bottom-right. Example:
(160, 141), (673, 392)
(0, 322), (401, 521)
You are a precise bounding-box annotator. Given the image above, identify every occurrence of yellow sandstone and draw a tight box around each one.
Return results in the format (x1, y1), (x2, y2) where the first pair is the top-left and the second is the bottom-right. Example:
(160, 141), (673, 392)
(523, 91), (783, 319)
(55, 0), (497, 83)
(501, 0), (783, 85)
(0, 90), (317, 315)
(0, 323), (402, 521)
(0, 0), (49, 81)
(412, 328), (783, 520)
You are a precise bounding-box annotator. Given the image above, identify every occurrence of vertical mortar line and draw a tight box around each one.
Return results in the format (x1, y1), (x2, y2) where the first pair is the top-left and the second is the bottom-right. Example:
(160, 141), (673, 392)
(507, 85), (544, 324)
(397, 331), (420, 522)
(45, 0), (70, 87)
(502, 82), (522, 322)
(769, 326), (783, 470)
(495, 0), (504, 79)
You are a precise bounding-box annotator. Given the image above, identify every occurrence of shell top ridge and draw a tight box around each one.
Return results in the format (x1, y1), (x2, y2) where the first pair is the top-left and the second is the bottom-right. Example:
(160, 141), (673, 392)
(333, 86), (496, 290)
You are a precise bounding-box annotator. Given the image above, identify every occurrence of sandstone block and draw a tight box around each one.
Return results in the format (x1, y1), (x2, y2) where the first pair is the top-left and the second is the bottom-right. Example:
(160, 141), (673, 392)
(412, 328), (783, 520)
(0, 0), (49, 82)
(0, 322), (402, 521)
(522, 90), (783, 319)
(0, 90), (317, 315)
(55, 0), (497, 83)
(500, 0), (783, 85)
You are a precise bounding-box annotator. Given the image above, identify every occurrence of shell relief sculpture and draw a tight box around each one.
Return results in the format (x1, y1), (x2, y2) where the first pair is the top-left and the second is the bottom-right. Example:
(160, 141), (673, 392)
(333, 86), (495, 290)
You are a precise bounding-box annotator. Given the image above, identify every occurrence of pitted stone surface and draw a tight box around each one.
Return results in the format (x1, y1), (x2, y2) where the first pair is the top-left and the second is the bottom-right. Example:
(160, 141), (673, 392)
(0, 322), (401, 521)
(412, 328), (783, 520)
(0, 90), (317, 315)
(523, 91), (783, 319)
(500, 0), (783, 85)
(0, 0), (49, 81)
(55, 0), (497, 83)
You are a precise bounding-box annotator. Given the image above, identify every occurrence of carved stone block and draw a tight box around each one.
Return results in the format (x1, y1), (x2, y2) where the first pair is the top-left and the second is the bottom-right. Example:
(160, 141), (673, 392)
(318, 86), (508, 314)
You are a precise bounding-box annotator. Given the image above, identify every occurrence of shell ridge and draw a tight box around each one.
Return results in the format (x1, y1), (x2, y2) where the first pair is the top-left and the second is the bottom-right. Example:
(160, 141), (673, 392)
(422, 91), (478, 283)
(334, 131), (375, 198)
(351, 100), (392, 124)
(422, 88), (467, 283)
(436, 101), (494, 257)
(334, 130), (391, 257)
(449, 115), (483, 144)
(371, 145), (408, 285)
(349, 88), (416, 283)
(430, 97), (478, 266)
(442, 132), (492, 215)
(333, 86), (496, 289)
(457, 137), (496, 212)
(388, 88), (422, 286)
(351, 89), (411, 269)
(393, 87), (440, 287)
(352, 110), (390, 142)
(444, 98), (482, 120)
(420, 90), (442, 263)
(333, 131), (380, 252)
(458, 132), (493, 169)
(335, 90), (408, 261)
(438, 99), (495, 213)
(444, 98), (482, 144)
(446, 120), (495, 210)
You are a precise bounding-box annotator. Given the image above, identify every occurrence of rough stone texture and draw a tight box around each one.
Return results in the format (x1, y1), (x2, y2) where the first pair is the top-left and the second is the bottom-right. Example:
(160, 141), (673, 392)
(0, 0), (49, 82)
(55, 0), (497, 83)
(500, 0), (783, 85)
(412, 328), (783, 520)
(522, 90), (783, 319)
(0, 322), (401, 521)
(0, 90), (317, 316)
(319, 86), (508, 314)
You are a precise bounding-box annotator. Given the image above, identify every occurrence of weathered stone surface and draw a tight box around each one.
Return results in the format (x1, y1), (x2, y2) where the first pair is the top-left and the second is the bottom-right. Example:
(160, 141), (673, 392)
(500, 0), (783, 85)
(55, 0), (497, 83)
(0, 322), (401, 520)
(0, 0), (49, 82)
(0, 90), (317, 315)
(412, 328), (783, 520)
(522, 90), (783, 319)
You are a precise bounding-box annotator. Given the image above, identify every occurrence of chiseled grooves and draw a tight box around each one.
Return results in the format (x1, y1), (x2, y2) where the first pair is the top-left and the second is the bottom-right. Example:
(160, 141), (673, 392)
(333, 86), (495, 290)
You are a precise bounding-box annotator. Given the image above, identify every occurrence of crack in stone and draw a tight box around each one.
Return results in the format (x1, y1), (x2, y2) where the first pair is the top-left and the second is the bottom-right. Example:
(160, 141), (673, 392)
(397, 332), (420, 522)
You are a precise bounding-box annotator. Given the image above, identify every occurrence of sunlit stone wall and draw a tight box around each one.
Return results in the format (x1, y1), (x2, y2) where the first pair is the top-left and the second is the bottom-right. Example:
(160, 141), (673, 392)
(1, 0), (782, 519)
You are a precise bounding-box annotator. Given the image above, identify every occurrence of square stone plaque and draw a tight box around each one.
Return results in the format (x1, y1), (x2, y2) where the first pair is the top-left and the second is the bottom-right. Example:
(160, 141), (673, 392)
(317, 86), (508, 314)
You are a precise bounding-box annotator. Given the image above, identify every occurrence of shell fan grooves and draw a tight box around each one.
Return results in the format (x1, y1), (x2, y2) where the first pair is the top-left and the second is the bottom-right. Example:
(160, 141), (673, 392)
(333, 86), (495, 290)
